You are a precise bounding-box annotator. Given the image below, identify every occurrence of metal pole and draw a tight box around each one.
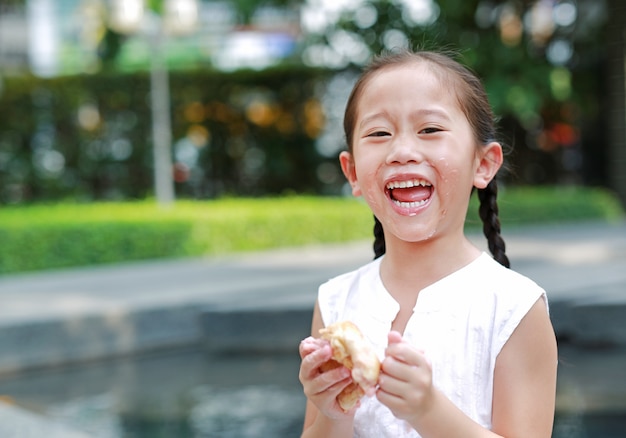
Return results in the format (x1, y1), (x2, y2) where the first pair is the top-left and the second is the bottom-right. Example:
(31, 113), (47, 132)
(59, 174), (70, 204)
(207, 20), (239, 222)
(150, 25), (175, 206)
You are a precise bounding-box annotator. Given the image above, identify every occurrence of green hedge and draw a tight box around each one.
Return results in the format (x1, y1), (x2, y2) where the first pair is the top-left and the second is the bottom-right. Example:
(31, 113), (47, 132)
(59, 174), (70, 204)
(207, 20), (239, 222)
(465, 185), (624, 228)
(0, 197), (373, 274)
(0, 187), (623, 274)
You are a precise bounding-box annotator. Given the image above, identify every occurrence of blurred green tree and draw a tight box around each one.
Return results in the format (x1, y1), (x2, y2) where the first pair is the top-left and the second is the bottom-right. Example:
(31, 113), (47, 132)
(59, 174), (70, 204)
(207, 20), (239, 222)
(1, 0), (621, 203)
(298, 0), (609, 187)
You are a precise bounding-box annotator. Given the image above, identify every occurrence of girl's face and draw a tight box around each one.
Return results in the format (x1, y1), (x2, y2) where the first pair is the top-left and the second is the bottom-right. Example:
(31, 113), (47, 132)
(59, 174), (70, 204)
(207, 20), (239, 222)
(340, 62), (502, 245)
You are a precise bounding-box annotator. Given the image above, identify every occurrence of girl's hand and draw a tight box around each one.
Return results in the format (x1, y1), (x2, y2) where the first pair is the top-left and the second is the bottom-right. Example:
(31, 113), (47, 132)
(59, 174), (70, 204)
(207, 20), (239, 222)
(377, 331), (434, 424)
(299, 336), (359, 420)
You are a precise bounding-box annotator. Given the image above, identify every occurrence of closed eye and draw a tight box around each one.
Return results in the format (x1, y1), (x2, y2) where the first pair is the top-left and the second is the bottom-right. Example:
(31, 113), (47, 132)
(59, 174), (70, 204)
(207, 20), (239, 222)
(367, 131), (391, 137)
(419, 127), (443, 134)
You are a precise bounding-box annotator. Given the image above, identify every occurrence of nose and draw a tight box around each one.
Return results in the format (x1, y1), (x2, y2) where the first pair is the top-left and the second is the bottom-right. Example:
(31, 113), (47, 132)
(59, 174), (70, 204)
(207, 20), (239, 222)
(386, 133), (423, 165)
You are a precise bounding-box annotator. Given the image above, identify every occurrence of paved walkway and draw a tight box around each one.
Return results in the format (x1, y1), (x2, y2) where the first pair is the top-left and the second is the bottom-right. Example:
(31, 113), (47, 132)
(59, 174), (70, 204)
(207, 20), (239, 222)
(0, 220), (625, 375)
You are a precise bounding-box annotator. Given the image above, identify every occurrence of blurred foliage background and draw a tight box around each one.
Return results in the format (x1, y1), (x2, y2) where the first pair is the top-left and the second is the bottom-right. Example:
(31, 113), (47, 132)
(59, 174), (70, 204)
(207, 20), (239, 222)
(0, 67), (329, 201)
(0, 0), (623, 205)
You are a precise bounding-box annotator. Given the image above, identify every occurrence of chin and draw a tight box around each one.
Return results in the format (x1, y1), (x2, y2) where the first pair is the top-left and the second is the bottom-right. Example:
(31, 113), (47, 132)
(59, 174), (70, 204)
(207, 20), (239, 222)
(384, 221), (440, 245)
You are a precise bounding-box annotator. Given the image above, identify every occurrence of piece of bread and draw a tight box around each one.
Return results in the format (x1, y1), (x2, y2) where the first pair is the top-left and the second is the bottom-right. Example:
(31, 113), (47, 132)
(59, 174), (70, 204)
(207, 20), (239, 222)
(319, 321), (381, 411)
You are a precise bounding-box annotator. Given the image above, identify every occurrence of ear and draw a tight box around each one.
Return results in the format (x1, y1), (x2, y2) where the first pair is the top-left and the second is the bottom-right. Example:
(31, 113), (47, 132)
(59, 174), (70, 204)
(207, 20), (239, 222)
(473, 142), (503, 189)
(339, 151), (362, 196)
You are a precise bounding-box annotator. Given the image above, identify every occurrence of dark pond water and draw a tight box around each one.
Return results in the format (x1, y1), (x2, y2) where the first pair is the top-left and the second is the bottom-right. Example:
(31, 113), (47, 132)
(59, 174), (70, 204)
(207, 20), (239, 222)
(0, 344), (624, 437)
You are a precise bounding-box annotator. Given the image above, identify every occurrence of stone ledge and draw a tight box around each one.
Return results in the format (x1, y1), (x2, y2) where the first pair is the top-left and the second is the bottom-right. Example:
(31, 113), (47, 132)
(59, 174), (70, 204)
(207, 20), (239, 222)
(0, 305), (203, 376)
(551, 294), (626, 348)
(200, 308), (313, 353)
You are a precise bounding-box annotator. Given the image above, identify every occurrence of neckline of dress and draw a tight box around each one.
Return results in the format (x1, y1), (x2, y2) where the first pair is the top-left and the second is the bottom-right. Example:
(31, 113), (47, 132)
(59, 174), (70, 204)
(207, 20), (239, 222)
(372, 251), (490, 313)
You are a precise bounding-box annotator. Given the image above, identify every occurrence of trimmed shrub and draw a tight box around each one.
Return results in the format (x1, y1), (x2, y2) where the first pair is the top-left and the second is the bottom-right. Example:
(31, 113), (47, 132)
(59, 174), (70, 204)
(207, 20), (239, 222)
(0, 188), (622, 274)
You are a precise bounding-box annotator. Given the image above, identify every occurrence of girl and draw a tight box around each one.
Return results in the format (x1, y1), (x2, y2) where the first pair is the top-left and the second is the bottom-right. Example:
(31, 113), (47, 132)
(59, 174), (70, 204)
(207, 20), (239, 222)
(298, 50), (558, 437)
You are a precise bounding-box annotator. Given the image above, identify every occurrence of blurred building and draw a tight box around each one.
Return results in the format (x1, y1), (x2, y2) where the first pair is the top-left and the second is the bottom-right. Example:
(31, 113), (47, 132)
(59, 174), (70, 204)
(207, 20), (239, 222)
(0, 0), (300, 77)
(0, 3), (29, 75)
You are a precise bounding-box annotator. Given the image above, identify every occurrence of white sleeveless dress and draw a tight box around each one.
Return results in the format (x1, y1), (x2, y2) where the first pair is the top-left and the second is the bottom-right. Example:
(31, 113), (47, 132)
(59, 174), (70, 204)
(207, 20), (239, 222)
(318, 252), (547, 437)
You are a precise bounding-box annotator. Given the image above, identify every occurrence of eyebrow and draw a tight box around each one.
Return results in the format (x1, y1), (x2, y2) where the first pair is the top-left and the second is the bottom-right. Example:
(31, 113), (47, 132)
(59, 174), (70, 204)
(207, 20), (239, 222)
(358, 112), (389, 130)
(412, 108), (452, 121)
(358, 108), (452, 129)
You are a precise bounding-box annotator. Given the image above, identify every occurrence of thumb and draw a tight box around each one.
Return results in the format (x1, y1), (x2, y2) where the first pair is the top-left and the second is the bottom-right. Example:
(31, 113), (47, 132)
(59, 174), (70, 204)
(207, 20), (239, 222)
(387, 330), (403, 345)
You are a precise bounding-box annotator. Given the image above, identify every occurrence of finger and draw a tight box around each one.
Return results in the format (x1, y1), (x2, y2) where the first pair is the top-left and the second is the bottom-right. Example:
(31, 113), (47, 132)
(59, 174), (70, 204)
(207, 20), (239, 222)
(299, 338), (315, 358)
(382, 350), (430, 384)
(299, 337), (328, 358)
(364, 385), (377, 397)
(304, 342), (331, 364)
(324, 376), (360, 415)
(310, 366), (352, 396)
(326, 371), (353, 393)
(381, 355), (414, 382)
(300, 344), (333, 380)
(385, 342), (427, 367)
(377, 371), (408, 397)
(387, 331), (403, 345)
(376, 385), (405, 409)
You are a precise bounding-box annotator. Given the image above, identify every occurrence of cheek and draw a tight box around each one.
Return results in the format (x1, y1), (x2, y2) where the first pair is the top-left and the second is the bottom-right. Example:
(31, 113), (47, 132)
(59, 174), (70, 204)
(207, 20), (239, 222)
(433, 157), (474, 215)
(434, 157), (462, 192)
(356, 167), (384, 211)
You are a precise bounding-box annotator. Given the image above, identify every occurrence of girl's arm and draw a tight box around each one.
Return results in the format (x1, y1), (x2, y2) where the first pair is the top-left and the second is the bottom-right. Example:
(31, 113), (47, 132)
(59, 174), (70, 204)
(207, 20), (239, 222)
(378, 297), (557, 438)
(491, 296), (558, 437)
(300, 301), (356, 438)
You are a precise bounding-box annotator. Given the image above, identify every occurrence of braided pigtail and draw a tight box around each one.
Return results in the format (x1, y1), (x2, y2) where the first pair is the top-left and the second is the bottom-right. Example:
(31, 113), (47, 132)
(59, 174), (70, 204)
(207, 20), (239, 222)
(373, 216), (386, 259)
(477, 179), (510, 268)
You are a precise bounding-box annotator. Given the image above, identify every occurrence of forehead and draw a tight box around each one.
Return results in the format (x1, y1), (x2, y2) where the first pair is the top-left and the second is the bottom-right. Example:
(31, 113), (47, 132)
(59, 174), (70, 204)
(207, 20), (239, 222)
(358, 62), (461, 113)
(373, 61), (441, 83)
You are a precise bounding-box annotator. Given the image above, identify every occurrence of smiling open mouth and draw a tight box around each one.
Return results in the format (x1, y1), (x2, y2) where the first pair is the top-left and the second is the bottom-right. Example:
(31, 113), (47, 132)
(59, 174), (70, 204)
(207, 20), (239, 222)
(386, 179), (433, 209)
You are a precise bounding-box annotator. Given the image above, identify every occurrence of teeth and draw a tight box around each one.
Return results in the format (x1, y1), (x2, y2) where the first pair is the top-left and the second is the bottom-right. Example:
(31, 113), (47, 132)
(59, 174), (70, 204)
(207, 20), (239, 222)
(386, 179), (431, 190)
(392, 199), (428, 208)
